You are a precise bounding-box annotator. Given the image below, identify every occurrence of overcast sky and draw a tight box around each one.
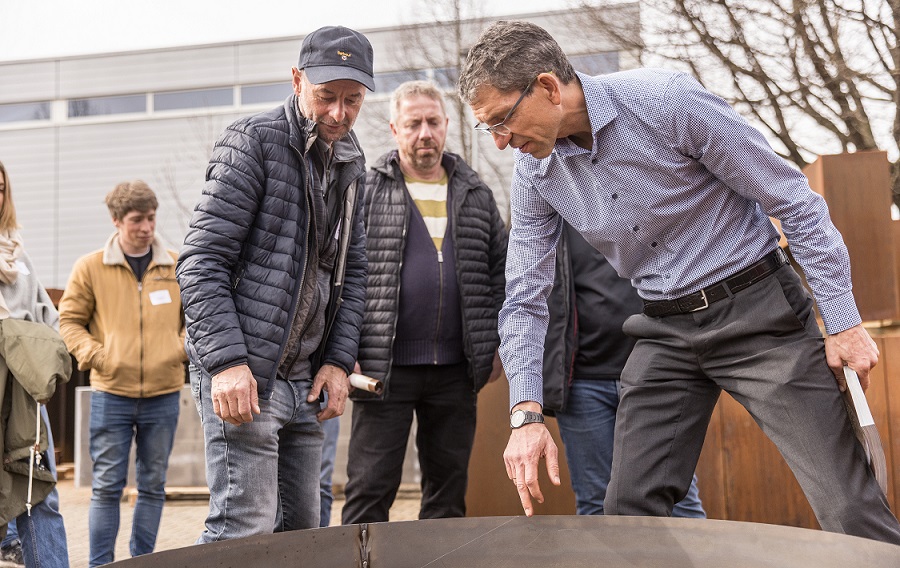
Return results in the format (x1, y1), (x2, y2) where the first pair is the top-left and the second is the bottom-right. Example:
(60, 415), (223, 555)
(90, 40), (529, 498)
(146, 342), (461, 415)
(0, 0), (577, 62)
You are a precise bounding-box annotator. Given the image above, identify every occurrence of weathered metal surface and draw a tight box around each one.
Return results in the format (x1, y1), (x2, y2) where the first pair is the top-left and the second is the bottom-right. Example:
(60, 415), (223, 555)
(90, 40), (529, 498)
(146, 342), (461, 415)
(107, 516), (900, 567)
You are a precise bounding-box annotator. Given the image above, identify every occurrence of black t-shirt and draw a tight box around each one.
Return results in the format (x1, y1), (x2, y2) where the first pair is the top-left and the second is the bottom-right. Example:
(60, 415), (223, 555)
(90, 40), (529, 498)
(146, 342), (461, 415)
(567, 224), (644, 380)
(125, 249), (153, 281)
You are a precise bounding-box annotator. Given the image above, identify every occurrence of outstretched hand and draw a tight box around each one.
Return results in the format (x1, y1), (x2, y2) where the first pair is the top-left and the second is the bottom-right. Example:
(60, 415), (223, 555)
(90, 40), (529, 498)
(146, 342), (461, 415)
(503, 402), (560, 516)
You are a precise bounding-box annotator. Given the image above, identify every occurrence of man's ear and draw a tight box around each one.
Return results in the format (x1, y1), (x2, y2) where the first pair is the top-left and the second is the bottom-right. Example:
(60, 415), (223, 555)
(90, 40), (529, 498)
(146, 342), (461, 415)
(291, 68), (303, 96)
(536, 72), (562, 106)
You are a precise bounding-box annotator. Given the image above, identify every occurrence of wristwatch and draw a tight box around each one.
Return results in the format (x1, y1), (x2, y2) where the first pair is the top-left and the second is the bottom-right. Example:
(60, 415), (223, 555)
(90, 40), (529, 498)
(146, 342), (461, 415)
(510, 409), (544, 429)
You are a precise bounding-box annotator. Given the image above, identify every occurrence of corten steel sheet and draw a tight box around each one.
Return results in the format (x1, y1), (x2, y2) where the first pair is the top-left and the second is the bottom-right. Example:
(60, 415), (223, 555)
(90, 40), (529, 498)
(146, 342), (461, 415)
(106, 516), (900, 567)
(804, 151), (899, 321)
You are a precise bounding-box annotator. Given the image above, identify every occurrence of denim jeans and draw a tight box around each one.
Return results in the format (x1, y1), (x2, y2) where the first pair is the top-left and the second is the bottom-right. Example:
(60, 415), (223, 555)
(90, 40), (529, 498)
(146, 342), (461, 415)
(88, 390), (180, 567)
(555, 380), (705, 518)
(190, 365), (323, 542)
(3, 405), (70, 568)
(319, 411), (340, 527)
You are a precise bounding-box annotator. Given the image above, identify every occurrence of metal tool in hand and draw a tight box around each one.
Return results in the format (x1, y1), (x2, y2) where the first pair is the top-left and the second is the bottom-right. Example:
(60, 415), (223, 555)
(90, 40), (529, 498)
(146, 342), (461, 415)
(349, 373), (384, 395)
(841, 366), (888, 495)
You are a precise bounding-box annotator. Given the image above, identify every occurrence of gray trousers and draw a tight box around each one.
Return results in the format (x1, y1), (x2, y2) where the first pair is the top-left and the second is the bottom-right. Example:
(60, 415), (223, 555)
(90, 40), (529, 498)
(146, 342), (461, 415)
(605, 264), (900, 545)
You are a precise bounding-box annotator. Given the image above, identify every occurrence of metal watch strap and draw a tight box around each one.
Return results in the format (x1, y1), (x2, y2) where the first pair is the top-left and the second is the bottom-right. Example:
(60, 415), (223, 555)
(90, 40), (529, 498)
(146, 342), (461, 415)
(511, 409), (544, 429)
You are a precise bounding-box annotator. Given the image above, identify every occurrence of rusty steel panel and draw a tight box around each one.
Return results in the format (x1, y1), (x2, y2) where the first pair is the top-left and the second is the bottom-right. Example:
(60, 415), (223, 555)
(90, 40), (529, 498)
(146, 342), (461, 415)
(107, 516), (900, 568)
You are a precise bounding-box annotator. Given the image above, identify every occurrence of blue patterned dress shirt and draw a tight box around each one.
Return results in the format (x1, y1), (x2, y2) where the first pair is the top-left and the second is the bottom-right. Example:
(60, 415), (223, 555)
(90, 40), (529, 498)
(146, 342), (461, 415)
(502, 69), (859, 408)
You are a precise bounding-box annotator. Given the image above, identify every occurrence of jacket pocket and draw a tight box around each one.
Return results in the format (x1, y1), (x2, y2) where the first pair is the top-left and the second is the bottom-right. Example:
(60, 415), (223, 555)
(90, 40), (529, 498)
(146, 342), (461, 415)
(188, 363), (203, 416)
(231, 262), (247, 291)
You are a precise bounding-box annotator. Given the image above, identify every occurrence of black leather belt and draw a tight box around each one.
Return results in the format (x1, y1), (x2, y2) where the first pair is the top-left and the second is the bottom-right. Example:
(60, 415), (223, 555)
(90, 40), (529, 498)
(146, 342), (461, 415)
(642, 248), (789, 318)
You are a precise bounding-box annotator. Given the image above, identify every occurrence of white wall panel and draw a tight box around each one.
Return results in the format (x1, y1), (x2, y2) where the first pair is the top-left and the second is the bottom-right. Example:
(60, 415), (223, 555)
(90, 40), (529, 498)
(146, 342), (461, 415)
(146, 113), (243, 250)
(56, 112), (241, 284)
(236, 39), (300, 85)
(0, 5), (635, 289)
(0, 61), (56, 104)
(59, 45), (237, 99)
(0, 128), (59, 285)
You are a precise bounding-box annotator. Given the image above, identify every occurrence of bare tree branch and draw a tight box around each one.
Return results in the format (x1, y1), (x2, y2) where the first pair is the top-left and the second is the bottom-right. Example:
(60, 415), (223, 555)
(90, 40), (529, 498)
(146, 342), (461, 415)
(577, 0), (900, 206)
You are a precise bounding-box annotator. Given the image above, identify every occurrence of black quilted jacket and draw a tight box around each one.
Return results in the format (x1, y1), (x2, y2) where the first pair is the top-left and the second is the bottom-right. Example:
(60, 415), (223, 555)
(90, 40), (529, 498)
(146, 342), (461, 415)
(177, 95), (368, 399)
(353, 150), (507, 400)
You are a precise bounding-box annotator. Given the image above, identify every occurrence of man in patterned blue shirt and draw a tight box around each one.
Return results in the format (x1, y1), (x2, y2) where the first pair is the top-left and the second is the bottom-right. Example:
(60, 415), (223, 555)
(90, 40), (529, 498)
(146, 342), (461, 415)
(458, 20), (900, 543)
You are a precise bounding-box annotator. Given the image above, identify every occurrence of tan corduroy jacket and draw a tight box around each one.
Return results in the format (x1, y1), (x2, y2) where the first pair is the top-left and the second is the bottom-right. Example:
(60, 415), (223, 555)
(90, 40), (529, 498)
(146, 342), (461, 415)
(59, 233), (186, 398)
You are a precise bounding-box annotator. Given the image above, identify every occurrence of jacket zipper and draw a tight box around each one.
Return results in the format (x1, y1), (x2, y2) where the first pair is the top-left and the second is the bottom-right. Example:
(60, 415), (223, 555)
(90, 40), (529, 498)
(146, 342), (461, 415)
(138, 278), (144, 397)
(318, 178), (358, 358)
(136, 265), (153, 398)
(285, 282), (321, 374)
(279, 149), (314, 378)
(232, 262), (245, 291)
(448, 185), (476, 393)
(434, 249), (443, 365)
(385, 184), (409, 385)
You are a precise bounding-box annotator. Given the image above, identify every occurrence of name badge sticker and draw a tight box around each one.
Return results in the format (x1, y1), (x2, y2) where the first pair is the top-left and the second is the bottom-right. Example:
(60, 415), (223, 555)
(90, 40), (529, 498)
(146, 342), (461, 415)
(149, 289), (172, 305)
(14, 260), (30, 275)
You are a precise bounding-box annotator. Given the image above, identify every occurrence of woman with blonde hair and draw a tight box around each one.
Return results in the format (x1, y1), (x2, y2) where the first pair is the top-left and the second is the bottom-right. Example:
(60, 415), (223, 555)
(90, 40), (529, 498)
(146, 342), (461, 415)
(0, 160), (70, 568)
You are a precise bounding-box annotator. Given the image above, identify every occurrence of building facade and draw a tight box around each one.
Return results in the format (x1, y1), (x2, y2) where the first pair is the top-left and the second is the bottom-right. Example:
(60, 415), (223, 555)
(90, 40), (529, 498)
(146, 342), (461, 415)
(0, 6), (636, 288)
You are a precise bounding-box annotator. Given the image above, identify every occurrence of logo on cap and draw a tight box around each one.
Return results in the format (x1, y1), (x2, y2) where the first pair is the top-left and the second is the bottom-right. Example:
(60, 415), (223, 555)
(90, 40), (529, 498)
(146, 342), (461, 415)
(297, 26), (375, 91)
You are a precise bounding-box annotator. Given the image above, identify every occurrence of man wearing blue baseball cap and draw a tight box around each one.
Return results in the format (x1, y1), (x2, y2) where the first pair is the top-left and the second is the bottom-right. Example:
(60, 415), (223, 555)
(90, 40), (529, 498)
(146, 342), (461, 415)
(178, 25), (373, 541)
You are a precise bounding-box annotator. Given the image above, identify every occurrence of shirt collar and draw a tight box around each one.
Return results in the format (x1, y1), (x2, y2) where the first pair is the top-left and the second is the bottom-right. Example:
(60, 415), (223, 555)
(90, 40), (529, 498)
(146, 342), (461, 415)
(552, 71), (618, 159)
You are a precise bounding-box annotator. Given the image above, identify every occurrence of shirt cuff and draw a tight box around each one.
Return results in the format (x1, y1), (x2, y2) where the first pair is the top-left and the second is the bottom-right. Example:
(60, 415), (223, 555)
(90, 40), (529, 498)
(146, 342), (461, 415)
(818, 290), (862, 335)
(508, 375), (544, 411)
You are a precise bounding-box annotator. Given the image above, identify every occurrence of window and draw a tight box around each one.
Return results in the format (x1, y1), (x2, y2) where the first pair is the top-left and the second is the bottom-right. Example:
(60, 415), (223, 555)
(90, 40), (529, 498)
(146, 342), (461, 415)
(374, 70), (427, 94)
(570, 53), (620, 76)
(0, 101), (51, 123)
(431, 67), (459, 90)
(241, 82), (292, 105)
(69, 95), (145, 117)
(154, 88), (233, 111)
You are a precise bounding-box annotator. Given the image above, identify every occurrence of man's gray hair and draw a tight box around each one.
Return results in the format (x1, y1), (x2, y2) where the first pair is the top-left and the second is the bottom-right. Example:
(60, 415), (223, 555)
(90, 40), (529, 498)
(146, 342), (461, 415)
(458, 20), (576, 104)
(390, 80), (447, 121)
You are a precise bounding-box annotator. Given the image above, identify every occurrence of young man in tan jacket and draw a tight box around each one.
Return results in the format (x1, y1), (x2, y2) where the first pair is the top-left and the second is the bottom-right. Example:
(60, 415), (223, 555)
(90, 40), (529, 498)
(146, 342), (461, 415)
(59, 181), (186, 567)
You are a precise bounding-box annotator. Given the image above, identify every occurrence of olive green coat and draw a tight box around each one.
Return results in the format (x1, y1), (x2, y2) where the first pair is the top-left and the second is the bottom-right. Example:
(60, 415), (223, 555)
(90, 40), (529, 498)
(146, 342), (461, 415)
(0, 318), (71, 523)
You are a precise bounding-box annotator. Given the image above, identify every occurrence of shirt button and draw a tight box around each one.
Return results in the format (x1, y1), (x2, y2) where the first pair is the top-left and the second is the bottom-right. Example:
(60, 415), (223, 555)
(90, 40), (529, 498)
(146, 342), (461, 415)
(592, 158), (599, 164)
(665, 274), (671, 279)
(651, 242), (658, 247)
(632, 225), (639, 231)
(611, 193), (618, 199)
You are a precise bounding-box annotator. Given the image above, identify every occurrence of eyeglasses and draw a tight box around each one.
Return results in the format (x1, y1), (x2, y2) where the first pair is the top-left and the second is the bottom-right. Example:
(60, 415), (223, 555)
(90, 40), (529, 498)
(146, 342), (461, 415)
(474, 77), (536, 137)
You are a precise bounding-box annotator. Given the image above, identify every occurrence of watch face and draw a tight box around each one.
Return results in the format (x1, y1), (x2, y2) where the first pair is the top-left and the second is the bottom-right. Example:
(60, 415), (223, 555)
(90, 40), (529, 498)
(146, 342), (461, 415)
(510, 410), (526, 428)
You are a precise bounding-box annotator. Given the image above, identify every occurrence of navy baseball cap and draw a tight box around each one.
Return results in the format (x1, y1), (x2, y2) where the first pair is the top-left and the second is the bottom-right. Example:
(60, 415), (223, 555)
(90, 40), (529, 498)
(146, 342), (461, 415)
(298, 26), (375, 92)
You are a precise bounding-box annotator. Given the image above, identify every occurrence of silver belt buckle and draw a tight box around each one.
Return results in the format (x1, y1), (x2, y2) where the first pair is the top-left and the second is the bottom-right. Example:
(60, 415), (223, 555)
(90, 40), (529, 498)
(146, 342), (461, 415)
(775, 247), (788, 265)
(689, 289), (709, 312)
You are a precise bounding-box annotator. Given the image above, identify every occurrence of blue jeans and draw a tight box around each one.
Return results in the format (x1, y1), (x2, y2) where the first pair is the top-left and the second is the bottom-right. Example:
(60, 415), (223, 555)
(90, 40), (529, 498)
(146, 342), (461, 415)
(190, 365), (323, 542)
(555, 380), (705, 517)
(319, 409), (340, 527)
(3, 405), (69, 568)
(88, 390), (180, 567)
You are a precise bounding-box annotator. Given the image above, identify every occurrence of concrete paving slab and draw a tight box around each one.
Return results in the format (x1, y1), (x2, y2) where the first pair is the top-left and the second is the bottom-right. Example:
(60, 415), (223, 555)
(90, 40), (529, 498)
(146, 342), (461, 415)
(56, 476), (421, 567)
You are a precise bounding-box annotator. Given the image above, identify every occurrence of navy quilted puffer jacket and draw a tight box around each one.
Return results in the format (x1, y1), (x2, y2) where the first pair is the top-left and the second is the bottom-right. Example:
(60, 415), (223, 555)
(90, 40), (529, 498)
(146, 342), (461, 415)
(177, 95), (368, 399)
